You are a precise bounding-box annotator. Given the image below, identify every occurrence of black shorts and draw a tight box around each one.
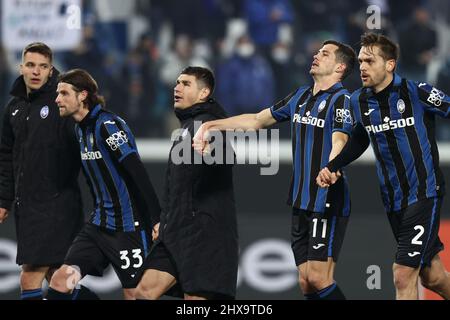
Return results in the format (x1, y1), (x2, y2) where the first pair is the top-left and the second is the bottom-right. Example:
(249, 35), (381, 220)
(64, 223), (151, 288)
(388, 197), (444, 268)
(141, 241), (184, 298)
(140, 241), (232, 299)
(291, 208), (349, 266)
(142, 241), (178, 279)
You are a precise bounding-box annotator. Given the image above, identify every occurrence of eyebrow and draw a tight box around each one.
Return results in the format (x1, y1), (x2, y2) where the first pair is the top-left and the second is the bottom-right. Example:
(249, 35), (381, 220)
(177, 79), (191, 85)
(358, 55), (374, 60)
(25, 62), (50, 66)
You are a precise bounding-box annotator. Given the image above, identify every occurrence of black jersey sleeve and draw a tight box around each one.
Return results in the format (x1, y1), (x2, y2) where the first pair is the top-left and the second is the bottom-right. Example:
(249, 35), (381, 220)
(326, 122), (370, 173)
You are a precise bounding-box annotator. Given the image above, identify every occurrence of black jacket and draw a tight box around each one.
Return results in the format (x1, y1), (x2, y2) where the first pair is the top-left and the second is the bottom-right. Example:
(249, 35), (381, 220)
(0, 70), (84, 265)
(160, 99), (238, 298)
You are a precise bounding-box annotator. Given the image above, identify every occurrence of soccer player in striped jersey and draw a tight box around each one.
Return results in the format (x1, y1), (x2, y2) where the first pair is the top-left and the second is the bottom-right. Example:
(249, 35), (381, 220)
(318, 33), (450, 300)
(194, 41), (357, 300)
(46, 69), (161, 300)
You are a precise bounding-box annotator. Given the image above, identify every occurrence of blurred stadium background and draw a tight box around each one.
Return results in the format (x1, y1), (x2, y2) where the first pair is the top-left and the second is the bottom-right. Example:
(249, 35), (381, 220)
(0, 0), (449, 299)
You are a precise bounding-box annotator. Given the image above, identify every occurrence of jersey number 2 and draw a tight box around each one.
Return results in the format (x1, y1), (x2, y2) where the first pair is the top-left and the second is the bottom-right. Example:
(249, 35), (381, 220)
(411, 225), (425, 245)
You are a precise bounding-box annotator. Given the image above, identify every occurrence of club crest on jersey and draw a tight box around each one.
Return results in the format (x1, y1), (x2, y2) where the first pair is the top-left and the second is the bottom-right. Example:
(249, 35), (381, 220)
(318, 100), (327, 113)
(397, 99), (406, 114)
(40, 106), (49, 119)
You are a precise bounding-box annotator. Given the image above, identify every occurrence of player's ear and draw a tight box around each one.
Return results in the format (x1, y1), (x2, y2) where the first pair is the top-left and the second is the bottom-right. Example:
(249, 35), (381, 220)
(199, 87), (210, 100)
(386, 59), (396, 73)
(336, 63), (345, 76)
(78, 90), (88, 103)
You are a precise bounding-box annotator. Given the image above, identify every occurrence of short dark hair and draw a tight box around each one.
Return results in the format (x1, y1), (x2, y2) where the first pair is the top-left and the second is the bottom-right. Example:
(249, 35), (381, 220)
(22, 42), (53, 63)
(360, 33), (399, 62)
(180, 66), (215, 98)
(58, 69), (106, 110)
(323, 40), (357, 80)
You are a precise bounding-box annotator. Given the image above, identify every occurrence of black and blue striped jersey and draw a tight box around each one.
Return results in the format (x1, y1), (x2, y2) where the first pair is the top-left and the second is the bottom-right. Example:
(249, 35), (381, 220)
(270, 82), (353, 214)
(350, 73), (450, 212)
(76, 104), (143, 232)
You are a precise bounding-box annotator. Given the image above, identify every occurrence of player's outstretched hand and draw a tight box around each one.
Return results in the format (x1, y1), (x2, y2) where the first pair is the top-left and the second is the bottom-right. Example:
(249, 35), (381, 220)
(152, 222), (160, 241)
(0, 208), (9, 224)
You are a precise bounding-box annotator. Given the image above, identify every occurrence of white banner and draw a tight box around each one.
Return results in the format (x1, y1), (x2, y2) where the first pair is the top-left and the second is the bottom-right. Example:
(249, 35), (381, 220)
(2, 0), (82, 51)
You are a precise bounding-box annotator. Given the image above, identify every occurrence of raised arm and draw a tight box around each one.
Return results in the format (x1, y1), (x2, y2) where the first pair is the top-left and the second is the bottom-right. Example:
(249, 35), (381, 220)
(204, 108), (275, 131)
(193, 108), (276, 153)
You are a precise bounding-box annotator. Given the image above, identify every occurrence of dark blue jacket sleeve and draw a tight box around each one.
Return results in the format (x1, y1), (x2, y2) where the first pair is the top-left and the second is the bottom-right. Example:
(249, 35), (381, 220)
(326, 122), (370, 173)
(0, 101), (15, 210)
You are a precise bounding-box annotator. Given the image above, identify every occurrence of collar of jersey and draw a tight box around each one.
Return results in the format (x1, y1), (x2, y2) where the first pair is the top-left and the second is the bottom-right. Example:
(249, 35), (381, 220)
(80, 104), (102, 128)
(308, 82), (343, 96)
(89, 104), (102, 119)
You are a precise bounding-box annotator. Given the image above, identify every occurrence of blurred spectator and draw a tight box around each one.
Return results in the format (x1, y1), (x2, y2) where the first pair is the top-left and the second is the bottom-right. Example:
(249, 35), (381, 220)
(427, 0), (450, 23)
(159, 0), (226, 41)
(197, 0), (228, 43)
(94, 0), (136, 54)
(63, 25), (105, 75)
(135, 0), (166, 41)
(345, 0), (394, 47)
(345, 3), (374, 47)
(63, 25), (125, 117)
(1, 0), (447, 140)
(216, 35), (275, 115)
(160, 34), (210, 86)
(243, 0), (294, 52)
(160, 0), (203, 39)
(389, 0), (424, 24)
(120, 34), (163, 136)
(294, 0), (345, 34)
(398, 7), (437, 81)
(270, 41), (298, 97)
(159, 34), (210, 134)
